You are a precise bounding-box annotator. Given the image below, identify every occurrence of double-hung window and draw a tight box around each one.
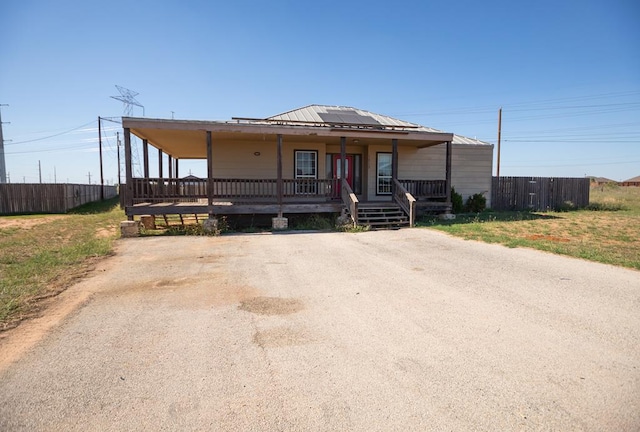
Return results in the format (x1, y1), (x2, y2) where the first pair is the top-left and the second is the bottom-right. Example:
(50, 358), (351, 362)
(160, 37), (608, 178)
(377, 153), (392, 195)
(295, 150), (317, 194)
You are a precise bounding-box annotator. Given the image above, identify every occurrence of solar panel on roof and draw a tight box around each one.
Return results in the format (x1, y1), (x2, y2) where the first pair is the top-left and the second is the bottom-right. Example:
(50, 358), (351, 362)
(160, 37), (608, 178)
(319, 110), (381, 126)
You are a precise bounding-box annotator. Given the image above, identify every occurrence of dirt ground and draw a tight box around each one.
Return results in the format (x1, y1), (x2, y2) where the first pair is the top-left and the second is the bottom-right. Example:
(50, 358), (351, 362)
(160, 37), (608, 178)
(0, 230), (639, 431)
(0, 215), (65, 229)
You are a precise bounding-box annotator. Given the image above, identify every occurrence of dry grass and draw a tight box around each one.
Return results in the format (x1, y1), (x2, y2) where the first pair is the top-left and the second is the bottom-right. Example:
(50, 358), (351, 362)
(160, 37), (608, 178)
(0, 198), (124, 328)
(419, 186), (640, 270)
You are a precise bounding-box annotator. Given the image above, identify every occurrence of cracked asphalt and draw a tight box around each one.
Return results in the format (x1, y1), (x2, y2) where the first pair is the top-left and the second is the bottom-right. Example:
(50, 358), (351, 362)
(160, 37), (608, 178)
(0, 229), (639, 431)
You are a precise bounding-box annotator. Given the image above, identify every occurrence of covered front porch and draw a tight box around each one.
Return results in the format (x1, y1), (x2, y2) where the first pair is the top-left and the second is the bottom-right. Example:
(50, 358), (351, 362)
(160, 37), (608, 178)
(121, 113), (454, 228)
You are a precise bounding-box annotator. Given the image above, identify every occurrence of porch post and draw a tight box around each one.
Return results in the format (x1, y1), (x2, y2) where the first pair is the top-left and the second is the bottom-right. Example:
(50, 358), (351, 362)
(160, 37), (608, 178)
(277, 134), (283, 217)
(175, 159), (179, 179)
(168, 155), (173, 178)
(340, 136), (346, 194)
(206, 131), (214, 217)
(445, 140), (452, 206)
(158, 148), (163, 178)
(142, 139), (149, 178)
(124, 127), (133, 220)
(392, 138), (398, 195)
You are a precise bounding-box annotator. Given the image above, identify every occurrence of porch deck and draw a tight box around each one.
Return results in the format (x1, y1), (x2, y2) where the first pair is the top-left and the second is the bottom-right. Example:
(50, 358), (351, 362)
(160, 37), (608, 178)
(127, 200), (343, 216)
(122, 177), (450, 226)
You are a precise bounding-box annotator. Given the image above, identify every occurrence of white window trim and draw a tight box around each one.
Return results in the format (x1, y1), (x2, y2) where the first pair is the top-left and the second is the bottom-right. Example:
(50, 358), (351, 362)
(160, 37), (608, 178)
(294, 150), (318, 194)
(377, 152), (392, 195)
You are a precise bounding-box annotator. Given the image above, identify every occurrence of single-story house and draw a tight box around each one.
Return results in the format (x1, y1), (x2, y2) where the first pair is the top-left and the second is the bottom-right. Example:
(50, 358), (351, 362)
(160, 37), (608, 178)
(589, 176), (618, 186)
(121, 105), (493, 228)
(621, 176), (640, 187)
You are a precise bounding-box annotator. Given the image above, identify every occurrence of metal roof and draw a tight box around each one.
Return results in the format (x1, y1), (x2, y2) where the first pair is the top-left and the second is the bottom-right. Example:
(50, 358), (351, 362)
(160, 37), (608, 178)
(266, 105), (440, 132)
(122, 105), (491, 158)
(265, 105), (491, 146)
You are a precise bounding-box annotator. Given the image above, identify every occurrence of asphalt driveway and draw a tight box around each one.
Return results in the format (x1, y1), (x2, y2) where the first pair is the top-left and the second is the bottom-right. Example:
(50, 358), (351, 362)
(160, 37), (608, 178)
(0, 229), (639, 431)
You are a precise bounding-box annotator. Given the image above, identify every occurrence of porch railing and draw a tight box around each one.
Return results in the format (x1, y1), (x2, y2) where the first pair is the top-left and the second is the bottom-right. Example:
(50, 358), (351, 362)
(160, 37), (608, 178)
(341, 181), (359, 227)
(130, 177), (340, 203)
(399, 180), (446, 199)
(393, 179), (416, 227)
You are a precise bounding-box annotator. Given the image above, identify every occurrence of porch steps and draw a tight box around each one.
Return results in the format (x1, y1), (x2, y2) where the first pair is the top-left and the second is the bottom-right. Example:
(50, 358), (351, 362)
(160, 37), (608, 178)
(357, 204), (409, 229)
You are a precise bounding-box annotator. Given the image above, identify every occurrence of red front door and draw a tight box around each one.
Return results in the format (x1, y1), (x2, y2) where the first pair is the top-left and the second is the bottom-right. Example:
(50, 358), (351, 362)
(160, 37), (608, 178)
(333, 154), (354, 189)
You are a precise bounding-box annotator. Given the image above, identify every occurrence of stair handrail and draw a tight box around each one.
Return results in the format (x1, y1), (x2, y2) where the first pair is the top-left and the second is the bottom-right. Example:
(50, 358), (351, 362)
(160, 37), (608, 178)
(393, 179), (416, 227)
(341, 181), (359, 226)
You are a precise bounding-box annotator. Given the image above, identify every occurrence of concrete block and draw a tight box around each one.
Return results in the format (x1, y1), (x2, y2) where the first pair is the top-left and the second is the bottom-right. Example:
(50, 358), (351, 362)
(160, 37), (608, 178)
(439, 213), (456, 220)
(140, 215), (155, 230)
(203, 218), (219, 234)
(120, 221), (140, 237)
(272, 217), (288, 230)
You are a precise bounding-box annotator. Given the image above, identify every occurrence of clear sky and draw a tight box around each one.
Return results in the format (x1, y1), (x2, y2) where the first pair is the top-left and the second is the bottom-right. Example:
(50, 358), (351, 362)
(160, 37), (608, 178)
(1, 0), (638, 184)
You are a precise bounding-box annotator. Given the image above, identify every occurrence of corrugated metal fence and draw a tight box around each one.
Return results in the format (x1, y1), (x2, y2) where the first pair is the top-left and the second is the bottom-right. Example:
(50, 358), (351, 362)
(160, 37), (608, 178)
(0, 184), (118, 214)
(491, 177), (590, 211)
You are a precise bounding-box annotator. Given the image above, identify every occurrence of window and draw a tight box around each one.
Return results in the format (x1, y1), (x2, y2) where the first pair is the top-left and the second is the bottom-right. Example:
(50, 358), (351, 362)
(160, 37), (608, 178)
(295, 150), (317, 194)
(377, 153), (392, 195)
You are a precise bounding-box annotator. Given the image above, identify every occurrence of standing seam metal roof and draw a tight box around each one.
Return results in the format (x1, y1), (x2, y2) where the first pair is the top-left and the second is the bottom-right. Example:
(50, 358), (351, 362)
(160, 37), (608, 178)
(266, 105), (491, 145)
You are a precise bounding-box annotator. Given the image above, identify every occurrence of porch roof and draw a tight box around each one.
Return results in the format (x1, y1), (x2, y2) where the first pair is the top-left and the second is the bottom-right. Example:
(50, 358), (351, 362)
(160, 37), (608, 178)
(123, 105), (455, 159)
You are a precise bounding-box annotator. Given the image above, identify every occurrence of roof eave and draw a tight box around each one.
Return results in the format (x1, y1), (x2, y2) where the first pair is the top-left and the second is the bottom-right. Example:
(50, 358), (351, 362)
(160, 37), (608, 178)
(123, 117), (454, 143)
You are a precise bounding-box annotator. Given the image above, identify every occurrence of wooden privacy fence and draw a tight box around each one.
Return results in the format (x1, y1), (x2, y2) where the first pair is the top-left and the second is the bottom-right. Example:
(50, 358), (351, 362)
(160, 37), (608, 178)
(491, 177), (590, 211)
(0, 184), (118, 214)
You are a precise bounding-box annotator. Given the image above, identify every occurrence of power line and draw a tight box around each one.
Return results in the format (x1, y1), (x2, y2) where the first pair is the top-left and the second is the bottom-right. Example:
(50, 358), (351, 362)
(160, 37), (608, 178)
(506, 160), (640, 168)
(7, 120), (96, 145)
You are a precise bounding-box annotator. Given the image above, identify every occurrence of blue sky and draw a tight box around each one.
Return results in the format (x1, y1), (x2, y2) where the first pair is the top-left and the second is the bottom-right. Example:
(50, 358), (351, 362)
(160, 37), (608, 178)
(0, 0), (638, 184)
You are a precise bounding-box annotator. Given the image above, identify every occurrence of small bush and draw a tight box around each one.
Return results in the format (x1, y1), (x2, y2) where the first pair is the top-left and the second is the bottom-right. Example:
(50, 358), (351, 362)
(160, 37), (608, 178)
(291, 214), (335, 230)
(585, 202), (625, 211)
(557, 200), (576, 212)
(451, 187), (464, 214)
(465, 193), (487, 213)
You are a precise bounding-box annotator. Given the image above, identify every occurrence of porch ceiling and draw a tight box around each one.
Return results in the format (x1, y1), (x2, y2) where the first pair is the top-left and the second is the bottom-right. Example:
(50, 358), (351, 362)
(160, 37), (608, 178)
(124, 117), (454, 159)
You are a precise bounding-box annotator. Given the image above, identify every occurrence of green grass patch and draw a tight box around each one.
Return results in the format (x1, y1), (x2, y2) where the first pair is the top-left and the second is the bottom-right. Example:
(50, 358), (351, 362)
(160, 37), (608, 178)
(418, 187), (640, 270)
(0, 198), (124, 327)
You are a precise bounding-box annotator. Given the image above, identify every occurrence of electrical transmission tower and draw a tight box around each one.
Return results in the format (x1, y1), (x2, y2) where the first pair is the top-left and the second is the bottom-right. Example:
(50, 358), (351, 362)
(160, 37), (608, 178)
(110, 85), (144, 176)
(110, 85), (145, 117)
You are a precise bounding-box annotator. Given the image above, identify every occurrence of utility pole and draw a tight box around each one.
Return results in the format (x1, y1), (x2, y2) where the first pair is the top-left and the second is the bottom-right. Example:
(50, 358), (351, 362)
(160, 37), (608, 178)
(116, 132), (121, 185)
(87, 172), (92, 184)
(98, 116), (105, 200)
(496, 107), (502, 177)
(54, 166), (57, 183)
(38, 160), (42, 183)
(0, 104), (8, 183)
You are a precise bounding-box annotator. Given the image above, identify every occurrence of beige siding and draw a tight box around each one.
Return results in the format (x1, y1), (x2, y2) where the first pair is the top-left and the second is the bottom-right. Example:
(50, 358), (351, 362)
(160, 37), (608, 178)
(211, 140), (493, 206)
(366, 144), (393, 201)
(212, 141), (326, 179)
(398, 143), (494, 206)
(451, 144), (494, 208)
(398, 145), (446, 180)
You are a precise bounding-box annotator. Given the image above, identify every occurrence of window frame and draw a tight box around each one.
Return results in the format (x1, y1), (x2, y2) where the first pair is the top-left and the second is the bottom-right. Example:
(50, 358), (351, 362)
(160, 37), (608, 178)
(294, 150), (318, 195)
(376, 152), (393, 195)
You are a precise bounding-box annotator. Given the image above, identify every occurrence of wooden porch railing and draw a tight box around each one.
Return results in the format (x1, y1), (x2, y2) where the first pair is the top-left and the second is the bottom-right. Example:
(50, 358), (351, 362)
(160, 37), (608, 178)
(400, 180), (446, 198)
(132, 178), (207, 203)
(341, 181), (359, 226)
(131, 178), (341, 203)
(393, 179), (416, 227)
(283, 178), (340, 199)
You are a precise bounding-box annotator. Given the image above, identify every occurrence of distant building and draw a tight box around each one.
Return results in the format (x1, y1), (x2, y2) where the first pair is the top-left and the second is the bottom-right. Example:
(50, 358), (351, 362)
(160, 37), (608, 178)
(589, 176), (618, 186)
(620, 176), (640, 187)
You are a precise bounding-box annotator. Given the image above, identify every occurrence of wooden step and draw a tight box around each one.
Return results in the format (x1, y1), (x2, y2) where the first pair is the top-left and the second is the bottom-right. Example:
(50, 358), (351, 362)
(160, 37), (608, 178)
(358, 215), (408, 222)
(355, 204), (410, 229)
